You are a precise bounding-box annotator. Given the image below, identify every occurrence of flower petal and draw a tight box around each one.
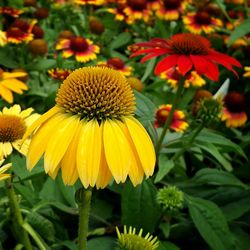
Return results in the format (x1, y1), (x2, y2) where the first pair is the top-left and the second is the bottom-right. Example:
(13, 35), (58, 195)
(154, 55), (179, 75)
(177, 55), (193, 76)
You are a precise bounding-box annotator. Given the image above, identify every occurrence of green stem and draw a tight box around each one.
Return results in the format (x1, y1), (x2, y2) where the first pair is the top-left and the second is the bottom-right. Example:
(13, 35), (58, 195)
(5, 178), (32, 250)
(76, 187), (92, 250)
(171, 122), (205, 162)
(155, 78), (185, 156)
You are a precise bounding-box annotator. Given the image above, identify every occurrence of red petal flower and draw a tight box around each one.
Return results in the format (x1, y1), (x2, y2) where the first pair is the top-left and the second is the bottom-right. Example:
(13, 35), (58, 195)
(130, 33), (242, 81)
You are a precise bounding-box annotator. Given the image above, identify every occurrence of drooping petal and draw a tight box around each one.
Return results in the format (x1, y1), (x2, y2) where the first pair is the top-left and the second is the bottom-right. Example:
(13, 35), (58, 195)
(154, 55), (179, 75)
(177, 55), (193, 76)
(0, 85), (13, 103)
(44, 114), (80, 174)
(77, 119), (101, 188)
(103, 119), (131, 183)
(124, 117), (156, 177)
(202, 58), (219, 81)
(190, 55), (208, 75)
(140, 50), (169, 63)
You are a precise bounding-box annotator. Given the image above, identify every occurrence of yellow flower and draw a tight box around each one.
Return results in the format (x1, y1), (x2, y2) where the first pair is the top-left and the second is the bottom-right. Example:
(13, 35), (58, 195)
(0, 30), (7, 46)
(23, 67), (156, 189)
(0, 159), (11, 181)
(0, 105), (40, 160)
(0, 69), (28, 103)
(243, 66), (250, 78)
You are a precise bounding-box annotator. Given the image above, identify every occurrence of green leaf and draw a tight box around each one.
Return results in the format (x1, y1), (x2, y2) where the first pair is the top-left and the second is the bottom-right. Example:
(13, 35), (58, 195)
(14, 183), (37, 206)
(141, 58), (156, 82)
(227, 19), (250, 46)
(186, 195), (236, 250)
(121, 179), (161, 233)
(110, 32), (132, 50)
(192, 168), (247, 189)
(0, 50), (18, 68)
(26, 59), (56, 70)
(158, 241), (180, 250)
(154, 155), (174, 183)
(87, 237), (116, 250)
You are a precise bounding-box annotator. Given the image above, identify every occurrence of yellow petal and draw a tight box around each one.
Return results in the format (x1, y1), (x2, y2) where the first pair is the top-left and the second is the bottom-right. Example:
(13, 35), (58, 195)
(26, 113), (66, 171)
(124, 117), (156, 177)
(0, 79), (27, 93)
(0, 84), (13, 103)
(1, 142), (13, 158)
(2, 72), (27, 79)
(44, 114), (80, 174)
(22, 105), (62, 143)
(20, 108), (34, 118)
(61, 121), (82, 185)
(77, 119), (101, 188)
(103, 119), (131, 183)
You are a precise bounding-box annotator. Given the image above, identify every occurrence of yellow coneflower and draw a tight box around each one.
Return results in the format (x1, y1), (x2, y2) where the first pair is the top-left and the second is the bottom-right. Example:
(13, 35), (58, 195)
(0, 159), (11, 181)
(0, 105), (39, 160)
(0, 69), (28, 103)
(23, 67), (156, 189)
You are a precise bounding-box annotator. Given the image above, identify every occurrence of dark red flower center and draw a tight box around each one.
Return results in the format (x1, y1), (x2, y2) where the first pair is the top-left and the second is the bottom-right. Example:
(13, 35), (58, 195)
(194, 11), (212, 25)
(107, 58), (125, 69)
(169, 33), (210, 55)
(70, 37), (89, 52)
(224, 92), (246, 113)
(163, 0), (181, 9)
(7, 27), (25, 38)
(127, 0), (147, 10)
(12, 19), (30, 32)
(32, 25), (44, 38)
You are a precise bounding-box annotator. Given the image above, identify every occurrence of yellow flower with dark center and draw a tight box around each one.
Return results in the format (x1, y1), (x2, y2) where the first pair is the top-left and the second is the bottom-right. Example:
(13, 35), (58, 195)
(0, 105), (39, 160)
(0, 159), (11, 181)
(0, 69), (28, 103)
(23, 67), (156, 189)
(116, 226), (159, 250)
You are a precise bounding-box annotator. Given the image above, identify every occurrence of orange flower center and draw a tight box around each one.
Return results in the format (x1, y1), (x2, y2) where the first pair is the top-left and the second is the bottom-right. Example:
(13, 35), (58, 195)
(70, 37), (89, 52)
(107, 58), (125, 69)
(127, 0), (147, 10)
(224, 92), (246, 113)
(170, 33), (210, 55)
(163, 0), (181, 9)
(0, 115), (26, 142)
(194, 11), (212, 25)
(7, 27), (25, 38)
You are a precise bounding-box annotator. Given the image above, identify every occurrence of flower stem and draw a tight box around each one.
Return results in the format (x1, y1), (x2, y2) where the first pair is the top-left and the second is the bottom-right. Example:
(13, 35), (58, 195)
(155, 78), (185, 156)
(171, 122), (205, 162)
(76, 187), (92, 250)
(5, 178), (32, 250)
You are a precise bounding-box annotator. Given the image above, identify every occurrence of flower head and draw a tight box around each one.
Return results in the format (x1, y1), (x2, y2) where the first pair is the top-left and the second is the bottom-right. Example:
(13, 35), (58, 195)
(0, 6), (23, 18)
(221, 91), (247, 127)
(115, 226), (159, 250)
(23, 67), (156, 189)
(0, 159), (11, 181)
(130, 33), (241, 81)
(0, 105), (39, 160)
(155, 104), (188, 132)
(48, 68), (72, 80)
(0, 69), (28, 103)
(56, 36), (100, 63)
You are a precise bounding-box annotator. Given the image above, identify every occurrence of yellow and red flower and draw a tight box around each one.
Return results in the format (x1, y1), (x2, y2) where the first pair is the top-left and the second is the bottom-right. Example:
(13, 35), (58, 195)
(160, 67), (206, 88)
(56, 36), (100, 63)
(155, 104), (188, 132)
(74, 0), (105, 5)
(107, 4), (127, 21)
(183, 11), (223, 34)
(221, 91), (247, 128)
(130, 33), (241, 81)
(48, 68), (72, 80)
(97, 57), (133, 76)
(156, 0), (186, 21)
(0, 6), (23, 18)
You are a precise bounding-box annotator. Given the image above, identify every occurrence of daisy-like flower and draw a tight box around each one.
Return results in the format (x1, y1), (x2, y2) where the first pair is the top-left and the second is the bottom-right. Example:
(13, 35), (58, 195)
(0, 159), (11, 181)
(0, 31), (7, 47)
(56, 36), (100, 63)
(243, 66), (250, 78)
(97, 57), (133, 76)
(183, 11), (223, 34)
(107, 4), (127, 22)
(0, 69), (28, 103)
(0, 105), (39, 160)
(221, 91), (247, 128)
(6, 27), (33, 44)
(48, 68), (72, 80)
(74, 0), (105, 5)
(156, 0), (186, 21)
(0, 6), (23, 18)
(130, 33), (242, 81)
(123, 0), (152, 24)
(116, 226), (159, 250)
(155, 104), (188, 132)
(160, 67), (206, 88)
(22, 67), (156, 189)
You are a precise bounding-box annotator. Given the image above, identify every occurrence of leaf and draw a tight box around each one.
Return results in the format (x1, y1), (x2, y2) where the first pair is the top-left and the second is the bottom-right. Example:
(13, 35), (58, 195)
(14, 183), (37, 206)
(110, 32), (132, 50)
(87, 237), (116, 250)
(186, 195), (236, 250)
(26, 59), (56, 70)
(0, 50), (18, 68)
(192, 168), (247, 189)
(154, 155), (174, 183)
(121, 179), (161, 233)
(141, 57), (156, 82)
(227, 19), (250, 46)
(158, 241), (180, 250)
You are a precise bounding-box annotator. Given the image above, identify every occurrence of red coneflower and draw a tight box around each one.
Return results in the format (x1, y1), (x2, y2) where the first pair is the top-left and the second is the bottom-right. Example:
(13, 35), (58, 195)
(221, 91), (247, 127)
(56, 36), (100, 63)
(130, 33), (241, 81)
(0, 6), (23, 18)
